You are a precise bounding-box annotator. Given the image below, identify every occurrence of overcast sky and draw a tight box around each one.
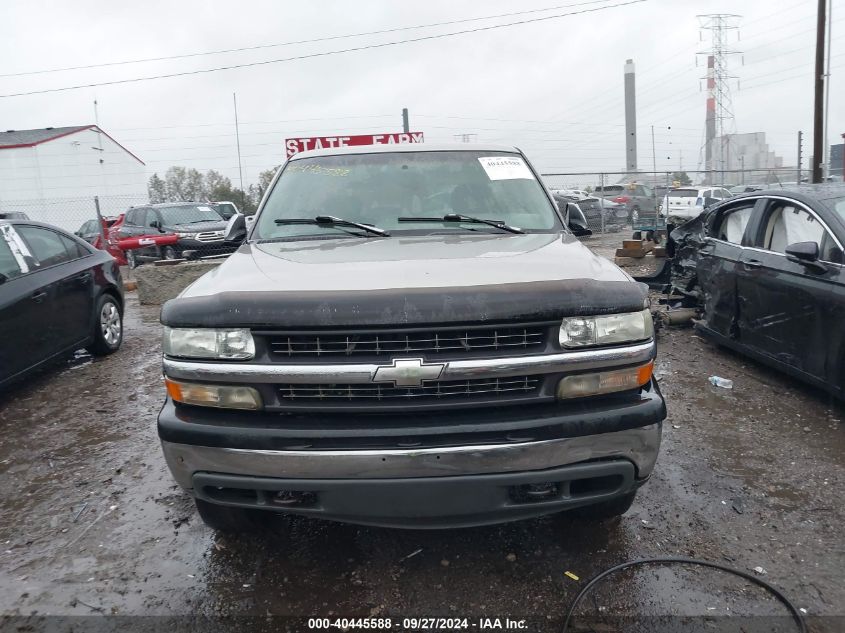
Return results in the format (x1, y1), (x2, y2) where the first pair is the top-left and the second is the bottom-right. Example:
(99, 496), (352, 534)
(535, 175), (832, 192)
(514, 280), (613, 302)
(1, 0), (842, 188)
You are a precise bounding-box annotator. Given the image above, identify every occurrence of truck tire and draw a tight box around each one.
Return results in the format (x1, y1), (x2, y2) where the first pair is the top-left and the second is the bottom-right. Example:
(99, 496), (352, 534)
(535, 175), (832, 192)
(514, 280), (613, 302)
(86, 293), (123, 356)
(195, 499), (263, 533)
(569, 491), (637, 521)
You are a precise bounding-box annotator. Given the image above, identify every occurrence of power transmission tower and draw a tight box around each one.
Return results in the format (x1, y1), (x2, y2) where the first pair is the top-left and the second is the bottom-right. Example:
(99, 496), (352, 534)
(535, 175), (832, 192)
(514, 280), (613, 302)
(697, 14), (742, 184)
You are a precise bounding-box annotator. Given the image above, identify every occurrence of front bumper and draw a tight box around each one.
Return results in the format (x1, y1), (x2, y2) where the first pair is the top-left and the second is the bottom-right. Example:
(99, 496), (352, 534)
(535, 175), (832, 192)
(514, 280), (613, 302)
(161, 421), (662, 528)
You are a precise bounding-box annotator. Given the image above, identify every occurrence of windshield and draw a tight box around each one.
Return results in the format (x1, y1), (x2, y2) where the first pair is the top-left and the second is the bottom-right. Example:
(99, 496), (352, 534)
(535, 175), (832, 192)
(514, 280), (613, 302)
(211, 202), (237, 219)
(157, 204), (222, 225)
(826, 196), (845, 219)
(254, 151), (560, 240)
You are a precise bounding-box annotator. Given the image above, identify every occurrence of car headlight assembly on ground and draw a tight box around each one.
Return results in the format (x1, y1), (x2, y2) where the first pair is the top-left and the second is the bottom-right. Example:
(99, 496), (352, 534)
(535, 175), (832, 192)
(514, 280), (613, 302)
(162, 327), (255, 360)
(559, 309), (654, 349)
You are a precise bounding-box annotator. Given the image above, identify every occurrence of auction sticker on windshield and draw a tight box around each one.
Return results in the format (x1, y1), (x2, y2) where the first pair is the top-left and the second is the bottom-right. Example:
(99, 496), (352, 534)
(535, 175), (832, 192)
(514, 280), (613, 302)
(478, 156), (534, 180)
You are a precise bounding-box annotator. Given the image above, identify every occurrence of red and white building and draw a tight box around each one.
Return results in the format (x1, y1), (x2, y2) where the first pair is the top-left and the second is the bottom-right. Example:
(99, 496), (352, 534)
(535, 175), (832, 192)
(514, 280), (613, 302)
(0, 125), (146, 229)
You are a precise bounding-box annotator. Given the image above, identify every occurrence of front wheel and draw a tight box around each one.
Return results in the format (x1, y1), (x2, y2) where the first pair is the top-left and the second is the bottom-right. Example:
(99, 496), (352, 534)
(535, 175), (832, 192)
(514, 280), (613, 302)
(630, 207), (640, 224)
(195, 499), (263, 533)
(162, 245), (178, 260)
(568, 491), (637, 521)
(86, 294), (123, 356)
(125, 249), (137, 269)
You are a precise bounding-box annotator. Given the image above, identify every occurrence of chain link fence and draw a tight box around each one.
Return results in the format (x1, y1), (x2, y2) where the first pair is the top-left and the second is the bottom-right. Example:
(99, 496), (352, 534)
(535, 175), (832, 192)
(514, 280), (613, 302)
(0, 194), (245, 271)
(539, 167), (811, 234)
(0, 166), (816, 269)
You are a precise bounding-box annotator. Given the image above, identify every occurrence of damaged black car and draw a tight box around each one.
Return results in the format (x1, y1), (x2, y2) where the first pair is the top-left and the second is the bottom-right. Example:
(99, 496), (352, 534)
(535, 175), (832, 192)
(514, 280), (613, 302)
(661, 184), (845, 396)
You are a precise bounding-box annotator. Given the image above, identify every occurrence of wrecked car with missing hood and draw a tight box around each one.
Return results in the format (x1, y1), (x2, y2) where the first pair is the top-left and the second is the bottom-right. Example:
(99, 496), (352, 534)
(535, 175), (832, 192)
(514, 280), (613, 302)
(664, 184), (845, 396)
(157, 144), (666, 532)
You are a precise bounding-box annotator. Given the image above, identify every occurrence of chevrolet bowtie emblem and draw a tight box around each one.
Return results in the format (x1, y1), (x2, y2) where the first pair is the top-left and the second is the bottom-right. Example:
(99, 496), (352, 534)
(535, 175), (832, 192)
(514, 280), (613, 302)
(372, 358), (445, 387)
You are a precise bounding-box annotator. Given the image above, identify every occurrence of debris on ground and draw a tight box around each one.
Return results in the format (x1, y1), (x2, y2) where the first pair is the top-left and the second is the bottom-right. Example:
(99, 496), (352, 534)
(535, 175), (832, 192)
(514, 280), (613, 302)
(400, 548), (423, 562)
(753, 566), (767, 575)
(564, 571), (580, 581)
(708, 376), (734, 389)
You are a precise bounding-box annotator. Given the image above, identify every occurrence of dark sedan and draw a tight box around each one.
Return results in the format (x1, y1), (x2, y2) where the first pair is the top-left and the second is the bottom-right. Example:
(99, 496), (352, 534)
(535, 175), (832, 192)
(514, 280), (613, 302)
(0, 220), (124, 389)
(118, 203), (241, 266)
(668, 184), (845, 396)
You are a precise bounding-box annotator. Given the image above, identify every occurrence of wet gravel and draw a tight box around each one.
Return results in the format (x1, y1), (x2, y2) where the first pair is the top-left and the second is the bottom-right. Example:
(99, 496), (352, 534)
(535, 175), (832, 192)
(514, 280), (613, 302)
(1, 236), (843, 632)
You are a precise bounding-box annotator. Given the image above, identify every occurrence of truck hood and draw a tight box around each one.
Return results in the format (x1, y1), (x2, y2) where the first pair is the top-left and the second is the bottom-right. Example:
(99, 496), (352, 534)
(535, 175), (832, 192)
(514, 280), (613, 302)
(162, 233), (648, 328)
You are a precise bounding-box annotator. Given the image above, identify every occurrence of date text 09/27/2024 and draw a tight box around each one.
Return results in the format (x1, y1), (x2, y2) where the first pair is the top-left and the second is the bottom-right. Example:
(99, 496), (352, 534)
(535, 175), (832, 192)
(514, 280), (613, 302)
(307, 618), (528, 630)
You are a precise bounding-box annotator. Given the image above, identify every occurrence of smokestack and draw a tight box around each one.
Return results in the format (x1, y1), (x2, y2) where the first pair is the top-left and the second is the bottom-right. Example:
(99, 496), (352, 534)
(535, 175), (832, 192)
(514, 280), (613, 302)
(624, 59), (637, 173)
(705, 55), (716, 184)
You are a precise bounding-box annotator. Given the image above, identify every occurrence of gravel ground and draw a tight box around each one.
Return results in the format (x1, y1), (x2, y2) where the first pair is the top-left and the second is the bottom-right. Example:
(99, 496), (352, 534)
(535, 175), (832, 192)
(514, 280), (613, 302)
(1, 234), (843, 632)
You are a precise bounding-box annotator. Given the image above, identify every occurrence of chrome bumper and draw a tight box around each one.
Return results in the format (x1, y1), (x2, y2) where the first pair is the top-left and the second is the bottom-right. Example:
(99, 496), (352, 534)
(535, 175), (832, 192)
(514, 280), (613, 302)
(161, 423), (662, 491)
(162, 340), (656, 384)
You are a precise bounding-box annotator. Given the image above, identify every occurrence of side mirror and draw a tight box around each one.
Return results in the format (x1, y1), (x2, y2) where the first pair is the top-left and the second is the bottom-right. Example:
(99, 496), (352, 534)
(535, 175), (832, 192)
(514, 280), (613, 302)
(785, 241), (827, 273)
(225, 213), (247, 242)
(785, 241), (819, 263)
(565, 203), (593, 237)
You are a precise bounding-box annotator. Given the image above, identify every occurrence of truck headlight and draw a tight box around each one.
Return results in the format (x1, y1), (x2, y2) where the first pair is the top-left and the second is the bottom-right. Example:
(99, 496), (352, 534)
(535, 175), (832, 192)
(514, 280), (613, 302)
(176, 231), (196, 238)
(559, 309), (653, 348)
(165, 378), (262, 410)
(163, 327), (255, 360)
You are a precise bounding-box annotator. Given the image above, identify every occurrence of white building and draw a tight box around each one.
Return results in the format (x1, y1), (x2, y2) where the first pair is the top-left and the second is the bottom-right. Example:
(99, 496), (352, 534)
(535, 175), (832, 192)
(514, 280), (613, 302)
(0, 125), (146, 231)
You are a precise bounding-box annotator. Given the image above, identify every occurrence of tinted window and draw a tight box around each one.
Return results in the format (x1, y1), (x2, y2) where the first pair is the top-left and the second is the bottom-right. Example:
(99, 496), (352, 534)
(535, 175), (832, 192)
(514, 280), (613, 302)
(60, 234), (89, 259)
(126, 209), (142, 225)
(16, 226), (76, 268)
(0, 235), (22, 280)
(144, 209), (160, 229)
(712, 204), (754, 244)
(825, 196), (845, 219)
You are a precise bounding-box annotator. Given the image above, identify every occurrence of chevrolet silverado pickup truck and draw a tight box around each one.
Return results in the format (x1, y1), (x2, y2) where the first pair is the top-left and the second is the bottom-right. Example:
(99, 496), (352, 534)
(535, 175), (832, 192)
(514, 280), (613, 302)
(158, 144), (666, 531)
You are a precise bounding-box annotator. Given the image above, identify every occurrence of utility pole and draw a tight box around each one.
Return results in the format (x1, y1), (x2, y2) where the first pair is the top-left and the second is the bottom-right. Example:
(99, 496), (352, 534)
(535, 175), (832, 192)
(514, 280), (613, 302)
(697, 14), (742, 184)
(402, 108), (410, 134)
(797, 130), (803, 183)
(233, 93), (244, 208)
(812, 0), (827, 183)
(823, 0), (833, 179)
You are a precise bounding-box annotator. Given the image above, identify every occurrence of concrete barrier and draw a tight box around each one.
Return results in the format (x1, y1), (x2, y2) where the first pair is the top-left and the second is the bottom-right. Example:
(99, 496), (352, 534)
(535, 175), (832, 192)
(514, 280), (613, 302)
(133, 260), (222, 305)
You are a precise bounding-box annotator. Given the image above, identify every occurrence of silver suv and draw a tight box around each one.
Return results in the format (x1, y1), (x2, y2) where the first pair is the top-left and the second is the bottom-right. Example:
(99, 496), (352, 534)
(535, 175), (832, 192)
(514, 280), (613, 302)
(594, 183), (658, 222)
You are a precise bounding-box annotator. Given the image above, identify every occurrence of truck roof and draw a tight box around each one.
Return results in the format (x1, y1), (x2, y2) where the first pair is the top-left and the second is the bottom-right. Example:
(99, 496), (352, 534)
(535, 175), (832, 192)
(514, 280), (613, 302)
(289, 142), (521, 160)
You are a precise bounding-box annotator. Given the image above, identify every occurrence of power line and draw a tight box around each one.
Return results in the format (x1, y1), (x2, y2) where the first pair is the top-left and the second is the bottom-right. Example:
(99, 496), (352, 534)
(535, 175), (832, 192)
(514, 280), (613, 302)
(0, 0), (647, 98)
(0, 0), (617, 78)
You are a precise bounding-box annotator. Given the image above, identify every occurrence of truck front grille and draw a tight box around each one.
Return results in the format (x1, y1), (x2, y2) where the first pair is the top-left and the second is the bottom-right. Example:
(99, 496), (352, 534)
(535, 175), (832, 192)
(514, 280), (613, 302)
(265, 324), (547, 360)
(277, 375), (540, 403)
(195, 231), (225, 243)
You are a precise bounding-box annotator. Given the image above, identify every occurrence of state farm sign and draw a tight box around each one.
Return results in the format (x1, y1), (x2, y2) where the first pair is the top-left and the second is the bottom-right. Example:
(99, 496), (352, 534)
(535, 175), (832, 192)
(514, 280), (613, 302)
(285, 132), (424, 158)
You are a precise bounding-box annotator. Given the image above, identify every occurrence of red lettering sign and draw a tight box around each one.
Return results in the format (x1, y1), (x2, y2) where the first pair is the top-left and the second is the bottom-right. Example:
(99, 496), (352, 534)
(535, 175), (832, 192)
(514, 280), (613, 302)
(285, 132), (425, 158)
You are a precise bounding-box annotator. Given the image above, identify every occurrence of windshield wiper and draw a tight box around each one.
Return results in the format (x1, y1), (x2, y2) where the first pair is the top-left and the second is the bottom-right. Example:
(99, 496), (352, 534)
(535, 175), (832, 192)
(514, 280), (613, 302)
(398, 213), (524, 234)
(274, 215), (390, 237)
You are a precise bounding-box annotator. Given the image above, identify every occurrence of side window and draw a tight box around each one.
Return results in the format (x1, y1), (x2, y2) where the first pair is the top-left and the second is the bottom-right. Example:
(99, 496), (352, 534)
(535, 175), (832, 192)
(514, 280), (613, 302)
(125, 209), (138, 225)
(761, 203), (842, 263)
(711, 203), (755, 244)
(15, 226), (76, 268)
(60, 235), (89, 259)
(145, 210), (160, 229)
(762, 204), (824, 254)
(0, 235), (23, 280)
